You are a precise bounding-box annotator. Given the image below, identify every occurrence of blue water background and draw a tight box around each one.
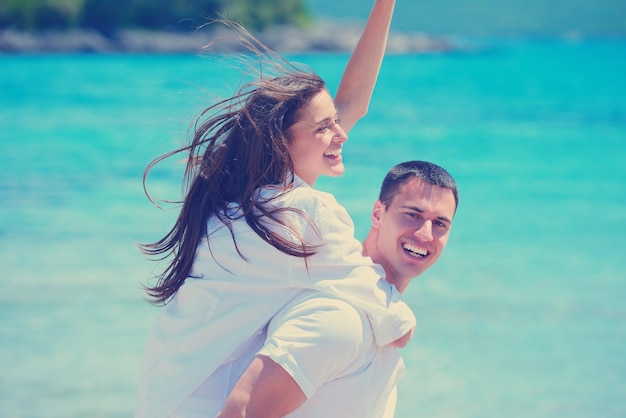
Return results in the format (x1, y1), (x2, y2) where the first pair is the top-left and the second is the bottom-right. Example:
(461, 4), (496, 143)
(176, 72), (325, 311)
(1, 39), (625, 417)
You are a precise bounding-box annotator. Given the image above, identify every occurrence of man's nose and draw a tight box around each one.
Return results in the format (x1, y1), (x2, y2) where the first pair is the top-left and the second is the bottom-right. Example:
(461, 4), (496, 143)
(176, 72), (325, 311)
(414, 221), (433, 241)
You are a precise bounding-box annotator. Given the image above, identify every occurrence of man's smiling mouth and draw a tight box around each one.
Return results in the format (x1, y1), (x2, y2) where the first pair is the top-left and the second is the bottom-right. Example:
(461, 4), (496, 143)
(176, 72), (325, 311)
(403, 243), (428, 258)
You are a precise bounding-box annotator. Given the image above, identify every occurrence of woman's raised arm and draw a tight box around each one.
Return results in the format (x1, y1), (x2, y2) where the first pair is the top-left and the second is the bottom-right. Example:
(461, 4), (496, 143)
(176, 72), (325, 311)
(334, 0), (396, 133)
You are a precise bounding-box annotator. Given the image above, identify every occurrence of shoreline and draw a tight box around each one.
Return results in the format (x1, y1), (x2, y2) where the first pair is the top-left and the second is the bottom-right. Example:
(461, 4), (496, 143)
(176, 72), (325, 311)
(0, 26), (458, 54)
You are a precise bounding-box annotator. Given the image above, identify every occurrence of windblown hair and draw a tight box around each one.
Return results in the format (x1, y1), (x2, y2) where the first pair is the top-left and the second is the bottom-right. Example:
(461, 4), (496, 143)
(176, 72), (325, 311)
(379, 160), (459, 212)
(140, 21), (326, 305)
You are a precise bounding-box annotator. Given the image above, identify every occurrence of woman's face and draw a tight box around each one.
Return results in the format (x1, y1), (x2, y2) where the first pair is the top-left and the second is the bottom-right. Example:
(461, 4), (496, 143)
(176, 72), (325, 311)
(286, 90), (348, 186)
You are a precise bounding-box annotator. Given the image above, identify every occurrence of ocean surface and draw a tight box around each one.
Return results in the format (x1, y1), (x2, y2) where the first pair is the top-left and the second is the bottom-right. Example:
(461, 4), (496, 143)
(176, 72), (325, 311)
(1, 39), (625, 418)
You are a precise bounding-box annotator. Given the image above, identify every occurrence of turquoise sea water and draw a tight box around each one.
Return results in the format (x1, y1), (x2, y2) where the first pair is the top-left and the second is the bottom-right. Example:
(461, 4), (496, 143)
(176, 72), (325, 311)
(1, 39), (625, 417)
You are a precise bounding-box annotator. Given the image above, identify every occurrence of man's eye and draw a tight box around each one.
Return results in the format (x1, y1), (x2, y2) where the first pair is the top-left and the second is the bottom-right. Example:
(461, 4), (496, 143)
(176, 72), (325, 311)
(434, 221), (448, 229)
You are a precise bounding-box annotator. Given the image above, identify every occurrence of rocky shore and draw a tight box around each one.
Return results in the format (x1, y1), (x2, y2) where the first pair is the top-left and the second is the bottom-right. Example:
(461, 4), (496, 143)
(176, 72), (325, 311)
(0, 24), (457, 54)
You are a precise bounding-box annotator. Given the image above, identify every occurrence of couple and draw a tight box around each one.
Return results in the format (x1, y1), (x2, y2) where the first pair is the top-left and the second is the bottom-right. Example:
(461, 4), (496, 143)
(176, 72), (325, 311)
(214, 161), (458, 417)
(136, 0), (458, 416)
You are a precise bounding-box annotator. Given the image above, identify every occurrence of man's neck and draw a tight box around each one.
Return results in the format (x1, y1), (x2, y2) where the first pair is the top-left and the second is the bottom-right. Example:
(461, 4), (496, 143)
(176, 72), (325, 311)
(363, 235), (409, 294)
(386, 275), (409, 294)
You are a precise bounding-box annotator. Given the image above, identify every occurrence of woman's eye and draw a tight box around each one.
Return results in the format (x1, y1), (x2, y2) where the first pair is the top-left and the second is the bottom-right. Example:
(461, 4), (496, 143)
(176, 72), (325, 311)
(317, 118), (341, 132)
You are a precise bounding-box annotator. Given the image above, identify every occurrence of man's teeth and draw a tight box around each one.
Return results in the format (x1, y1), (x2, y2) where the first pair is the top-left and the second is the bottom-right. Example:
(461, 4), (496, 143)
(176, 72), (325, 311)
(403, 244), (427, 258)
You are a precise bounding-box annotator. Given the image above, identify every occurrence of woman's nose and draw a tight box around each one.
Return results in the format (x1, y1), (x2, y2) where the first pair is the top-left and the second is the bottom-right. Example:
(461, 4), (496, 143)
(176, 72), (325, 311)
(333, 122), (348, 142)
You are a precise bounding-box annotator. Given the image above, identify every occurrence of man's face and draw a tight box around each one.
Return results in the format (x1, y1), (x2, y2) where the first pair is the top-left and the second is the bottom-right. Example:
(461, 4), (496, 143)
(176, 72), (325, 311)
(371, 178), (457, 291)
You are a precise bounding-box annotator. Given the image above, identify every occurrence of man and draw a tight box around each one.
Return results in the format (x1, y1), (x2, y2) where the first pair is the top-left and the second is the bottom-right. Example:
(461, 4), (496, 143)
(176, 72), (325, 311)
(218, 160), (459, 417)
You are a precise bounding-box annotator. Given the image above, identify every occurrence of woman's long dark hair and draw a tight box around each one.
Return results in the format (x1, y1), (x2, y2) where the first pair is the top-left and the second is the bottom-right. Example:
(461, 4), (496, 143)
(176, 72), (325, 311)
(140, 22), (326, 305)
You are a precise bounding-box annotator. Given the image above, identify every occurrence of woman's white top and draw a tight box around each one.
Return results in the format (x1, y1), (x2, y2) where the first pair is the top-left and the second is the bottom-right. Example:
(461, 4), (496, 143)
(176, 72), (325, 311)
(136, 177), (415, 418)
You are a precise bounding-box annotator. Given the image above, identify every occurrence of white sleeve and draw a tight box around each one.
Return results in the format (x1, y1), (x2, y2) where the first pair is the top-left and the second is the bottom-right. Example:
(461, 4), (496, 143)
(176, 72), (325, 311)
(257, 293), (374, 398)
(282, 188), (416, 346)
(381, 386), (398, 418)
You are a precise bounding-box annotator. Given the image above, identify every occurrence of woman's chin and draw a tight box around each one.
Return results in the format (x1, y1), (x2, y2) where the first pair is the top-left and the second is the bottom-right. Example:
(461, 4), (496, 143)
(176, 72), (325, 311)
(328, 164), (346, 177)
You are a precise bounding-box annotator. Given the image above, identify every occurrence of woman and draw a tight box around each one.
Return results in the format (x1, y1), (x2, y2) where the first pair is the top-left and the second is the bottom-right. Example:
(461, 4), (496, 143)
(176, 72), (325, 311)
(136, 1), (411, 417)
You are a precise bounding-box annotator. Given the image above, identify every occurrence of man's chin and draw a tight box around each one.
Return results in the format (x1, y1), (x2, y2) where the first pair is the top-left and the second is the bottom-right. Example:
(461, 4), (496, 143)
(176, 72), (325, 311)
(401, 258), (428, 279)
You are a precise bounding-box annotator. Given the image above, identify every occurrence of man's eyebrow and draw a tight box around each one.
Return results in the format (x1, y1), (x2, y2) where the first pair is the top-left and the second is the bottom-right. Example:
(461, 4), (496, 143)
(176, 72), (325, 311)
(401, 205), (424, 213)
(401, 205), (452, 224)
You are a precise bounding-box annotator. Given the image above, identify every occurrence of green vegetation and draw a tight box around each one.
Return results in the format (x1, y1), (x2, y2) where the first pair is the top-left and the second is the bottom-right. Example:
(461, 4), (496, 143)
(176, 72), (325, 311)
(0, 0), (310, 33)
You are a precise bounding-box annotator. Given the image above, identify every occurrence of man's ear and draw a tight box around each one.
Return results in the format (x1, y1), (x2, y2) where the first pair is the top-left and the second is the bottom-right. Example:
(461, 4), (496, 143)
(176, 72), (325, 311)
(371, 200), (384, 228)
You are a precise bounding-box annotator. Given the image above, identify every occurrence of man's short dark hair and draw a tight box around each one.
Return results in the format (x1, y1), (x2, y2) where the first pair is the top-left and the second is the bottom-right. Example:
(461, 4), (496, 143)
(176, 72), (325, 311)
(378, 161), (459, 212)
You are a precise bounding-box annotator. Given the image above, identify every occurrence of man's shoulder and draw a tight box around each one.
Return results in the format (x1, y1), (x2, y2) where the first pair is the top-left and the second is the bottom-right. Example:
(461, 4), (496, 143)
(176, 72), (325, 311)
(271, 291), (373, 346)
